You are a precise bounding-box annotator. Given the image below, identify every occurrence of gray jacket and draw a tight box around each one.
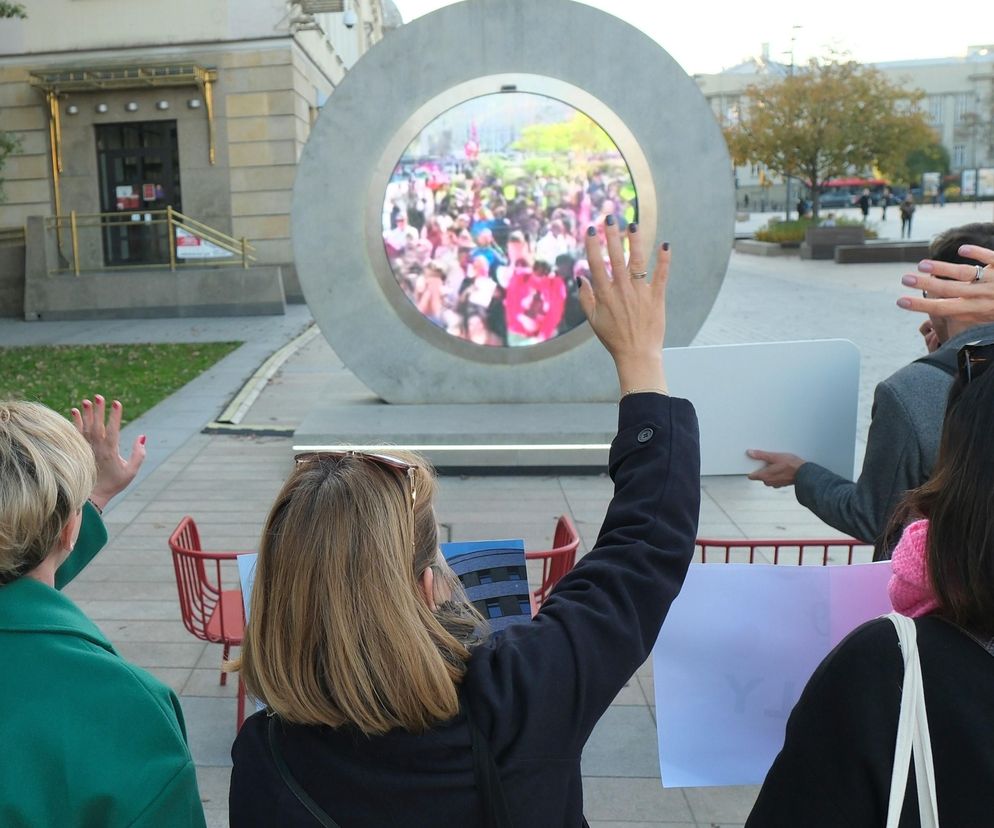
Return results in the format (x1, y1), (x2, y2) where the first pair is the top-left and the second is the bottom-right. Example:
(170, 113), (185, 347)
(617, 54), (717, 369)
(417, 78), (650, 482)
(794, 323), (994, 551)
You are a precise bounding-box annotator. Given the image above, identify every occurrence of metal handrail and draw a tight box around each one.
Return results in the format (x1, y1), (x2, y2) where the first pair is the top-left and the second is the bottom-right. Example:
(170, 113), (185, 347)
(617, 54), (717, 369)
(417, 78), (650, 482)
(44, 208), (256, 274)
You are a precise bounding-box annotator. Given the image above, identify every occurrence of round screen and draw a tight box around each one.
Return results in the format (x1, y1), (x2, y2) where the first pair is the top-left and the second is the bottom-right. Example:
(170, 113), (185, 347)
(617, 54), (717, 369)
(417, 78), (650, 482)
(382, 92), (638, 348)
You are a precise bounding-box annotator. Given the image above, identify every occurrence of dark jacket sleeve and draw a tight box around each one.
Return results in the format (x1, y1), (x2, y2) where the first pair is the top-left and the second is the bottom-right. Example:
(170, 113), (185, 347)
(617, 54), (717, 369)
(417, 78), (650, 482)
(746, 619), (905, 827)
(55, 500), (108, 590)
(794, 382), (916, 544)
(470, 393), (701, 756)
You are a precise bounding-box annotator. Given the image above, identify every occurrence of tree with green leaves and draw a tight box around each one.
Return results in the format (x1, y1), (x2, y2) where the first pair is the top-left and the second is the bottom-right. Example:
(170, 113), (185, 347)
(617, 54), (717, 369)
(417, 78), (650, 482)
(0, 1), (26, 203)
(901, 141), (951, 186)
(724, 59), (936, 217)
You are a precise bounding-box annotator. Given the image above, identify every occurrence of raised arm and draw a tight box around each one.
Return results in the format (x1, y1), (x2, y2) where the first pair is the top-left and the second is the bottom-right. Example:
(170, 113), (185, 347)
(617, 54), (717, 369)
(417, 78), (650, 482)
(70, 394), (146, 512)
(474, 219), (701, 752)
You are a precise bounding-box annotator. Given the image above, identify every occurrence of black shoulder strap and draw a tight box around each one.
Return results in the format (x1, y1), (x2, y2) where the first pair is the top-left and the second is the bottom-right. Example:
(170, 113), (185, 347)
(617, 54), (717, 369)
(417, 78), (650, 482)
(463, 695), (515, 828)
(914, 351), (958, 377)
(268, 715), (342, 828)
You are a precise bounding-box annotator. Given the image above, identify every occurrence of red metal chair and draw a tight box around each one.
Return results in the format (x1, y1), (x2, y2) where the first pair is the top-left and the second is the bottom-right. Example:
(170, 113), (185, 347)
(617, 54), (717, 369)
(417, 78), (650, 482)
(694, 537), (873, 566)
(526, 514), (581, 613)
(168, 516), (248, 729)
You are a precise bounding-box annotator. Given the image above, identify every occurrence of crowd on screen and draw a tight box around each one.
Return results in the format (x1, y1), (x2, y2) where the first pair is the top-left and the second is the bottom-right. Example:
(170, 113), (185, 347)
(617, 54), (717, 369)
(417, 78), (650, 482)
(382, 161), (637, 347)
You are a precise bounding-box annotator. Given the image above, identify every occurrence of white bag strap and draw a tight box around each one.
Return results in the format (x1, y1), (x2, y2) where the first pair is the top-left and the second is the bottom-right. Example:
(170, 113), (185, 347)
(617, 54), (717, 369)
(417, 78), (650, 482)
(885, 612), (940, 828)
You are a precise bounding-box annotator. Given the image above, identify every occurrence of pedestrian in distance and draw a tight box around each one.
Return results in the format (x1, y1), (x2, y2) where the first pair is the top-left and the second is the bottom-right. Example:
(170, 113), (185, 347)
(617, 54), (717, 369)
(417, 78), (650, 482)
(900, 193), (916, 239)
(858, 188), (871, 223)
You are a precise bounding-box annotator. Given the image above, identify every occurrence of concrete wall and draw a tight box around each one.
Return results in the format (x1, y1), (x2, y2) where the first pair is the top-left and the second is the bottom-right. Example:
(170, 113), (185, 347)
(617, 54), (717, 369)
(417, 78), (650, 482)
(0, 65), (50, 228)
(1, 0), (292, 54)
(25, 266), (286, 320)
(22, 215), (285, 319)
(0, 231), (25, 317)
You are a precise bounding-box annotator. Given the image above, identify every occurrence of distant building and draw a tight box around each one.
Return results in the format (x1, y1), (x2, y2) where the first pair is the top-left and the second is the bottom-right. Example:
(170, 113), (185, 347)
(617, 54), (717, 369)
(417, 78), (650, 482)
(0, 0), (401, 313)
(696, 45), (994, 210)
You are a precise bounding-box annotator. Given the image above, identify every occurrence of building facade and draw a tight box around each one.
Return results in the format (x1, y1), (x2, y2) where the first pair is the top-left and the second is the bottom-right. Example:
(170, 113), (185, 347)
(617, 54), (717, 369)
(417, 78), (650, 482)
(0, 0), (399, 313)
(696, 45), (994, 210)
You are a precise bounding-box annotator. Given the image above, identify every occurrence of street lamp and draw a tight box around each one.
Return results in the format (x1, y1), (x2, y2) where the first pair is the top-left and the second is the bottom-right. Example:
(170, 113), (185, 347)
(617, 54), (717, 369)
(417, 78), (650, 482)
(784, 24), (802, 221)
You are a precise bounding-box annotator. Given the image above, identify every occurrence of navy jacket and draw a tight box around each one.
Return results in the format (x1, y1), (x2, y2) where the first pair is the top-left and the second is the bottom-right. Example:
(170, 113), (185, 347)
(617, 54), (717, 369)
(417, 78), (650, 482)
(230, 393), (700, 827)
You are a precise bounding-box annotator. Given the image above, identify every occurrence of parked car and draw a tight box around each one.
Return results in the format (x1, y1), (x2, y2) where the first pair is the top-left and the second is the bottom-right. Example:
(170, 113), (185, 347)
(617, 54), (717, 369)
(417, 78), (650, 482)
(817, 190), (857, 209)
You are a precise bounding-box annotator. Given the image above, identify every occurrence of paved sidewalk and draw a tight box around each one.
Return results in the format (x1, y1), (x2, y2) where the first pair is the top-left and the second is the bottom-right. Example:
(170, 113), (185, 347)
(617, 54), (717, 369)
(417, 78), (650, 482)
(1, 229), (964, 825)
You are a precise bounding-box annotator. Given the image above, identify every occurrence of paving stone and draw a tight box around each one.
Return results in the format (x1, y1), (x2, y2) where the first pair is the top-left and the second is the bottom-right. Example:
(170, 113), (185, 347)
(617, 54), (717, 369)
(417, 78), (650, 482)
(183, 697), (238, 767)
(582, 778), (694, 822)
(114, 641), (206, 669)
(682, 786), (761, 825)
(582, 706), (661, 778)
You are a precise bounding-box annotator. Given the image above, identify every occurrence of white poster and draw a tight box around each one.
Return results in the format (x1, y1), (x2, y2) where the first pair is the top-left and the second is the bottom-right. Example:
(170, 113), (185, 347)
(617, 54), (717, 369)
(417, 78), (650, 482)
(175, 227), (234, 259)
(978, 168), (994, 198)
(962, 169), (977, 197)
(653, 561), (893, 787)
(665, 340), (860, 479)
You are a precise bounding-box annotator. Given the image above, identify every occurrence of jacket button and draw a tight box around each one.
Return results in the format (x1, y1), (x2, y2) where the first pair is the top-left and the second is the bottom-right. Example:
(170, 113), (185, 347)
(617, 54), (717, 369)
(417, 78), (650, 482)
(637, 428), (654, 443)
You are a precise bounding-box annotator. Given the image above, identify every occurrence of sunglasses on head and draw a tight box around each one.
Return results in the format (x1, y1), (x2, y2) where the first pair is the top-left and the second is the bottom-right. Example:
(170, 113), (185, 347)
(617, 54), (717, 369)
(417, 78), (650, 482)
(294, 450), (418, 550)
(957, 338), (994, 385)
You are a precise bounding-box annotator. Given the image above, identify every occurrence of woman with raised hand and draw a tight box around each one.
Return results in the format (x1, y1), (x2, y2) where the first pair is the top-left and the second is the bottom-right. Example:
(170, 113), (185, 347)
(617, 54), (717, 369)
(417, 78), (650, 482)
(229, 218), (701, 827)
(747, 340), (994, 826)
(0, 395), (205, 827)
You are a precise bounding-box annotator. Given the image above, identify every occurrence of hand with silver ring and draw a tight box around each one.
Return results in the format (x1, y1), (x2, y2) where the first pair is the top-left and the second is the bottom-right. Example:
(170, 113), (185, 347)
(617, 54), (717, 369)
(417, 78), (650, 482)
(578, 218), (670, 396)
(896, 242), (994, 327)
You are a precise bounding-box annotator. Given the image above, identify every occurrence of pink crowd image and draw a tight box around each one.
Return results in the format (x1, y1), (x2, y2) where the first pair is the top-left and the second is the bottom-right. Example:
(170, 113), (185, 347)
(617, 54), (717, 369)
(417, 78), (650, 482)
(382, 92), (638, 348)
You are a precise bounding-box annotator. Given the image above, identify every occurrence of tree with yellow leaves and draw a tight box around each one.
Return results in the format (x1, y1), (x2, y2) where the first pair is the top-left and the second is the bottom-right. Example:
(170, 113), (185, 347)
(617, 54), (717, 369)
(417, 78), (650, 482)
(724, 59), (935, 217)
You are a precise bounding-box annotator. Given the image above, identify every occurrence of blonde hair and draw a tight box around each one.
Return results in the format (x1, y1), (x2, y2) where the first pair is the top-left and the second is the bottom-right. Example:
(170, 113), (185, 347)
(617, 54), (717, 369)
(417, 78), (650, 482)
(237, 450), (486, 735)
(0, 401), (96, 584)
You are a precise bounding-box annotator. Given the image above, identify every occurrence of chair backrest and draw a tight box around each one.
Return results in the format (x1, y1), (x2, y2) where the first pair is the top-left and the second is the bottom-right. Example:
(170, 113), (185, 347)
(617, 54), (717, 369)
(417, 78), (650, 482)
(526, 514), (581, 607)
(694, 537), (873, 566)
(168, 516), (241, 644)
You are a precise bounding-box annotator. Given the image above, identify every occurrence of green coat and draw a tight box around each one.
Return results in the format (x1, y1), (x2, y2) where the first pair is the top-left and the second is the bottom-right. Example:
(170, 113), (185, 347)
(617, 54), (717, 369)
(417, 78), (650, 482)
(0, 503), (207, 827)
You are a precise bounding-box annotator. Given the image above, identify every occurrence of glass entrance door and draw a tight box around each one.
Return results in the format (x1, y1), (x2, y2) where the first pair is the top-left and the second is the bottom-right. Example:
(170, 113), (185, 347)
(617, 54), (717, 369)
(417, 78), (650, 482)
(96, 121), (182, 266)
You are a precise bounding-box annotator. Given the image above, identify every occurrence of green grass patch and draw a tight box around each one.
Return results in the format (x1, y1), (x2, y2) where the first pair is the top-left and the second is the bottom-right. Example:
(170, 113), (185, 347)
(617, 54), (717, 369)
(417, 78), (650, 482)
(0, 342), (242, 424)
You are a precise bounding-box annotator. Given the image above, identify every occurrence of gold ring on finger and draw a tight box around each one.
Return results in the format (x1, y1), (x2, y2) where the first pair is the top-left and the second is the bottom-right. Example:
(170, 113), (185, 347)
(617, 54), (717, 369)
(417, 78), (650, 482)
(629, 269), (648, 279)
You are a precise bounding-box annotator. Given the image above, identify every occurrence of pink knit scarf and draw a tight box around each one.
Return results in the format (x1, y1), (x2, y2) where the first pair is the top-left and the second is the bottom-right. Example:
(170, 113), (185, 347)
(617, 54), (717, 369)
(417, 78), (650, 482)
(888, 518), (941, 618)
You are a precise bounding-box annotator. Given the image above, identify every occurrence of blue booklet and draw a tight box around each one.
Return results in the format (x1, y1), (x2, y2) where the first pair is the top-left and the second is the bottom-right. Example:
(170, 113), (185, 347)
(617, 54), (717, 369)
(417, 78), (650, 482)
(441, 538), (532, 631)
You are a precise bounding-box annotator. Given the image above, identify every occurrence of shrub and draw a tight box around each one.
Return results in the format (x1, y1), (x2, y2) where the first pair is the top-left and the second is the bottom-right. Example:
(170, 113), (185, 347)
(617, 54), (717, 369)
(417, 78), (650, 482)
(753, 216), (877, 243)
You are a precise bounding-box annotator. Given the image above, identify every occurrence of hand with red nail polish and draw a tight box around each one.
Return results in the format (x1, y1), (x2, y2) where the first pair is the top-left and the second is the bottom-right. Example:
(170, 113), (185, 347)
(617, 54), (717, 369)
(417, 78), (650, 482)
(70, 395), (147, 511)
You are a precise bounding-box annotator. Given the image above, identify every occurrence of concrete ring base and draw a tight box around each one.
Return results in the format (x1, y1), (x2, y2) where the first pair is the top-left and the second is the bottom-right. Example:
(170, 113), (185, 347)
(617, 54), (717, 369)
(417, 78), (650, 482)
(292, 0), (733, 403)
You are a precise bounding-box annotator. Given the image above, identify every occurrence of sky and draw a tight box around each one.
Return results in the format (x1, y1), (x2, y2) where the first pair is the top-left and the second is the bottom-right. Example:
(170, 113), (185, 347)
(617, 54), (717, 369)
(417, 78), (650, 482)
(390, 0), (994, 76)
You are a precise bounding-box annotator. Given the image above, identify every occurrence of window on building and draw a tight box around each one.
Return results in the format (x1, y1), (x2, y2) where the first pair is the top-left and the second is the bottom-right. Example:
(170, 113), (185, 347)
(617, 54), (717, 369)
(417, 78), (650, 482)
(955, 93), (974, 122)
(953, 144), (966, 168)
(928, 95), (944, 125)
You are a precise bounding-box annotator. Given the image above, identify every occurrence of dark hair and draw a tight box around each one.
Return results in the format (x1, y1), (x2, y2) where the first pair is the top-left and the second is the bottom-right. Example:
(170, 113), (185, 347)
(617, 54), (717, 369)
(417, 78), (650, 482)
(928, 222), (994, 265)
(890, 365), (994, 635)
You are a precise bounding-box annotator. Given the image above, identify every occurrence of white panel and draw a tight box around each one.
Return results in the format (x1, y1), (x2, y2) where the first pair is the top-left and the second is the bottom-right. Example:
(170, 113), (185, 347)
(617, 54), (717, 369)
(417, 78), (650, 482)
(665, 340), (860, 478)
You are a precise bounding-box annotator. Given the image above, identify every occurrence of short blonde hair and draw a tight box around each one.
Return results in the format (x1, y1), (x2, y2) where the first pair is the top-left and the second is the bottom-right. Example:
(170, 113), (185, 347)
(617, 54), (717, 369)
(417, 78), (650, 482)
(238, 450), (484, 735)
(0, 401), (96, 584)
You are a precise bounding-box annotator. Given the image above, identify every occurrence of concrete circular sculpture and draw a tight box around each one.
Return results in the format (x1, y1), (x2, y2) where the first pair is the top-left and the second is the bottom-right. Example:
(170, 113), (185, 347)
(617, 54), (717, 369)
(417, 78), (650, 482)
(292, 0), (734, 404)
